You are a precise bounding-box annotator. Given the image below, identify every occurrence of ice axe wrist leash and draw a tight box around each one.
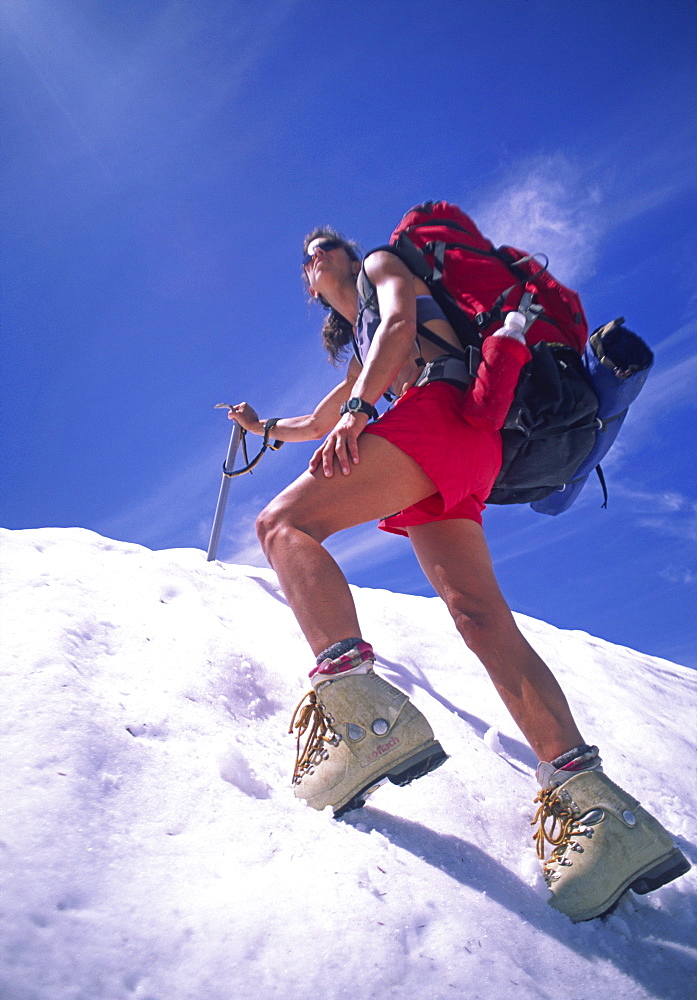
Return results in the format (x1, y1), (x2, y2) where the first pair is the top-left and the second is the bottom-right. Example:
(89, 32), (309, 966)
(214, 406), (284, 478)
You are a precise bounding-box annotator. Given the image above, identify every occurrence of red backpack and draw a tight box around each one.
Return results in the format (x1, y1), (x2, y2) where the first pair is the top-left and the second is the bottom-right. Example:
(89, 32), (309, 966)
(386, 200), (588, 353)
(360, 201), (599, 506)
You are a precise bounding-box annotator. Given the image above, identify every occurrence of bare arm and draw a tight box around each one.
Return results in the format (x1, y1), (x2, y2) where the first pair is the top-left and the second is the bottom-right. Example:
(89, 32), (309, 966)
(352, 251), (418, 405)
(310, 251), (419, 477)
(227, 359), (361, 442)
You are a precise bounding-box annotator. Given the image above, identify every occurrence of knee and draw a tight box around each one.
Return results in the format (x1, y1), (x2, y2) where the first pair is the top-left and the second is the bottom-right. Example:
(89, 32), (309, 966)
(255, 501), (289, 558)
(449, 603), (489, 653)
(255, 499), (324, 559)
(447, 594), (515, 658)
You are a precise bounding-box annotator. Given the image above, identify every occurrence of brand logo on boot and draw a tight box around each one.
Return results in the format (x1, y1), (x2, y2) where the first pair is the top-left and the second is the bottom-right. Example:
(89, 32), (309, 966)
(368, 736), (400, 761)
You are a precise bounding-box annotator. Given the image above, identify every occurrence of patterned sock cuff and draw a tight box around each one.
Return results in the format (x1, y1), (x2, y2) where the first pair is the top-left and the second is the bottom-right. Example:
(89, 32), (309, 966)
(551, 744), (602, 772)
(315, 637), (363, 666)
(309, 640), (375, 679)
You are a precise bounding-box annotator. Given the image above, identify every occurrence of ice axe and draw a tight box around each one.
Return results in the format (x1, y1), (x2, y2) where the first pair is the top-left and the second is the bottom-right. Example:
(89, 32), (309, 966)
(206, 405), (283, 562)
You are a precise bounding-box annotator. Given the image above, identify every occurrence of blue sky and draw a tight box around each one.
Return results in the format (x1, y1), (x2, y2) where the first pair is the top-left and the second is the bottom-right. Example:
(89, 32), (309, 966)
(2, 0), (696, 668)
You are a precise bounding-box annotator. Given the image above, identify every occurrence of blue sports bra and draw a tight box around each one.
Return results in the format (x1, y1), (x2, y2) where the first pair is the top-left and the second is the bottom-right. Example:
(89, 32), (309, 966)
(353, 293), (448, 365)
(416, 294), (448, 324)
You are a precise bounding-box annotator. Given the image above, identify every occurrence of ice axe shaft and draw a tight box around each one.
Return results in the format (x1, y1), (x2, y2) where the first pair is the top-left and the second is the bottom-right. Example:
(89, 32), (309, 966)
(207, 409), (242, 562)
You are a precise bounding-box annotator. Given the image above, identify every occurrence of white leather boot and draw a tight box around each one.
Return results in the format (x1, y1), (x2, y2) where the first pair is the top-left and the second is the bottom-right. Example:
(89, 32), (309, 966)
(290, 646), (447, 816)
(533, 768), (690, 922)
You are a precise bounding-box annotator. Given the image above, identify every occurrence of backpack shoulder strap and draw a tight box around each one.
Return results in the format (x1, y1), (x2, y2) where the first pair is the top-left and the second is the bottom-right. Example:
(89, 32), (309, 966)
(359, 246), (470, 361)
(356, 259), (379, 312)
(363, 241), (433, 282)
(369, 238), (483, 350)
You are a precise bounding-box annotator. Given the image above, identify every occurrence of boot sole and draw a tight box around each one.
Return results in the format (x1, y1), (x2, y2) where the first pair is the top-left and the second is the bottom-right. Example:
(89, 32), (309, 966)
(629, 848), (691, 895)
(334, 742), (449, 819)
(562, 847), (692, 922)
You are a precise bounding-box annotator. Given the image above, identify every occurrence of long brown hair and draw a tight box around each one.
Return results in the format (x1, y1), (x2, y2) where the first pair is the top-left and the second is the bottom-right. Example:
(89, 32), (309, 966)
(302, 227), (362, 364)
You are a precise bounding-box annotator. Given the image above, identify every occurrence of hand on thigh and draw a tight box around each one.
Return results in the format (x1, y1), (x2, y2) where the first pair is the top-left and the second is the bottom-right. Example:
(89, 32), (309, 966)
(264, 433), (437, 543)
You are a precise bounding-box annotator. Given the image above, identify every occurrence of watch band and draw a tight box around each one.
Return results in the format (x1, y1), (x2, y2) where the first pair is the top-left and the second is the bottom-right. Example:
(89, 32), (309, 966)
(340, 397), (379, 421)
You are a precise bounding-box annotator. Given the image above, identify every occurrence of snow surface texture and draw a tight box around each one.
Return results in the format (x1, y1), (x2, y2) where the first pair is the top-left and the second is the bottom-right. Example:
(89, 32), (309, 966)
(1, 527), (695, 1000)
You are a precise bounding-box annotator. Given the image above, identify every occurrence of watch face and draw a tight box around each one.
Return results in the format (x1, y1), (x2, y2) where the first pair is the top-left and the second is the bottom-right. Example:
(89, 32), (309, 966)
(341, 397), (374, 419)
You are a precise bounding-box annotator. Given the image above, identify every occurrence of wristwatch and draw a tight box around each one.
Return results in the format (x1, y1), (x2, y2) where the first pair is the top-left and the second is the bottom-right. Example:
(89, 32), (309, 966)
(340, 397), (379, 421)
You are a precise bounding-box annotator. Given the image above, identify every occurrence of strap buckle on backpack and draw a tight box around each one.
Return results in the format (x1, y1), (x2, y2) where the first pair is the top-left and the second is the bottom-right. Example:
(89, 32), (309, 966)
(518, 292), (545, 334)
(414, 346), (481, 391)
(476, 288), (544, 335)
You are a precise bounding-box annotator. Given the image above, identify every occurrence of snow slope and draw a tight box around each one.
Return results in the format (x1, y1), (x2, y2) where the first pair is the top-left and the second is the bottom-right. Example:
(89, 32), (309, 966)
(1, 527), (695, 1000)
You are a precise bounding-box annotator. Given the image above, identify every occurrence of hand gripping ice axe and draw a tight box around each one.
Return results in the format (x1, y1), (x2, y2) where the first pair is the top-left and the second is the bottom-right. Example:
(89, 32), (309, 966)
(206, 405), (283, 562)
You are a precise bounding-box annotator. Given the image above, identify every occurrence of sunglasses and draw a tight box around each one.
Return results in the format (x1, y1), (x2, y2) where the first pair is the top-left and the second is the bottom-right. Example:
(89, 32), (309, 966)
(302, 239), (343, 267)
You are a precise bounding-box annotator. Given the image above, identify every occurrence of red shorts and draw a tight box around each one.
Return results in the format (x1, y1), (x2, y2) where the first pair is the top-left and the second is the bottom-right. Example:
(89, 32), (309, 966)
(362, 381), (503, 536)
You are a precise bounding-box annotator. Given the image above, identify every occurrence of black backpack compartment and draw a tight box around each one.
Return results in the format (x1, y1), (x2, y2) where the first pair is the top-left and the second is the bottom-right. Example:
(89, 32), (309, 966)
(486, 343), (599, 505)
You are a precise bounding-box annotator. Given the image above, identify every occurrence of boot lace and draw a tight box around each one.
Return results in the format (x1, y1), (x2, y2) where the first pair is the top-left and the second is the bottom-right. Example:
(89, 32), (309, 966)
(288, 690), (340, 784)
(531, 787), (580, 881)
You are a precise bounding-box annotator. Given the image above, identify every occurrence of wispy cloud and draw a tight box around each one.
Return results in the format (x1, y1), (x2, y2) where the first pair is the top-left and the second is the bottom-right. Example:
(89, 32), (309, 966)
(660, 565), (697, 586)
(485, 507), (599, 568)
(612, 486), (697, 545)
(631, 349), (697, 422)
(599, 119), (697, 231)
(469, 117), (697, 294)
(472, 154), (604, 286)
(96, 446), (221, 550)
(220, 514), (267, 568)
(325, 523), (405, 573)
(653, 319), (697, 355)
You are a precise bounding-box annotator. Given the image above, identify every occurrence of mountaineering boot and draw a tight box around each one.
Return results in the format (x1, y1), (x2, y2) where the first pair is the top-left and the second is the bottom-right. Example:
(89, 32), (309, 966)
(289, 642), (447, 816)
(532, 767), (690, 922)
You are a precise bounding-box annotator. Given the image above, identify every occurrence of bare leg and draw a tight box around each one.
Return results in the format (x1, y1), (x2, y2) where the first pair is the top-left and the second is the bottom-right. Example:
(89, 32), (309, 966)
(256, 433), (437, 657)
(407, 518), (584, 763)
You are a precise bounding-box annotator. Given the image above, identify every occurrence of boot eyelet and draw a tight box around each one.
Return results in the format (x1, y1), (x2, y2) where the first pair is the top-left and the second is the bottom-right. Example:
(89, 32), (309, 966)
(583, 809), (604, 826)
